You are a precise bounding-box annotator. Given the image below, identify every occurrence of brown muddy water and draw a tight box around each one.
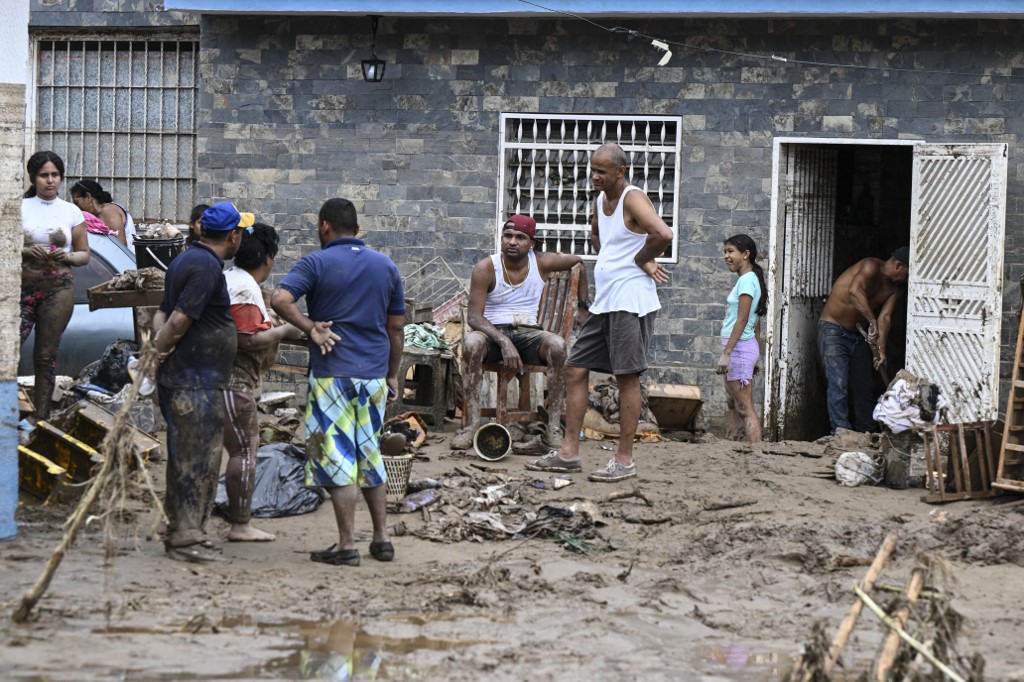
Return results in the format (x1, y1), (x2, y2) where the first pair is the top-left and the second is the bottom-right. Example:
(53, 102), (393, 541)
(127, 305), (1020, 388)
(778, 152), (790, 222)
(6, 614), (808, 681)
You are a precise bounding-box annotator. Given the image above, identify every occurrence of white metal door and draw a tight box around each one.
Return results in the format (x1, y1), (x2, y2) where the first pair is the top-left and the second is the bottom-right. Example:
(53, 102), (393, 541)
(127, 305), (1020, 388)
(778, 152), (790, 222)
(907, 143), (1007, 423)
(767, 144), (836, 440)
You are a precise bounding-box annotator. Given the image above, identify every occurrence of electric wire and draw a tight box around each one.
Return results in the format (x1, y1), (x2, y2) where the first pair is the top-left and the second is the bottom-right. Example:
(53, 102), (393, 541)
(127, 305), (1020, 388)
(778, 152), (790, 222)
(516, 0), (1024, 81)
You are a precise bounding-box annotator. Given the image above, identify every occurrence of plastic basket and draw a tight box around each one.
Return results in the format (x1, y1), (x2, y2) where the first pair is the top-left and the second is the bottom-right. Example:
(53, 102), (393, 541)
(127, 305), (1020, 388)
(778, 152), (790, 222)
(383, 454), (414, 502)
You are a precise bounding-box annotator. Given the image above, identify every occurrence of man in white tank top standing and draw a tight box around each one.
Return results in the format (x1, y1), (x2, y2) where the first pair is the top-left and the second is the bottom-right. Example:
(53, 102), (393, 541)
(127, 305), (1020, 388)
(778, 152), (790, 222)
(527, 143), (672, 482)
(451, 215), (588, 451)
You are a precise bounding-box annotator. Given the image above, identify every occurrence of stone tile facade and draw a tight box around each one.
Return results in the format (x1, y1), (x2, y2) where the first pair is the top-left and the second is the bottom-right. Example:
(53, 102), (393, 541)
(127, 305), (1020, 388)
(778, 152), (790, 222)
(26, 8), (1024, 422)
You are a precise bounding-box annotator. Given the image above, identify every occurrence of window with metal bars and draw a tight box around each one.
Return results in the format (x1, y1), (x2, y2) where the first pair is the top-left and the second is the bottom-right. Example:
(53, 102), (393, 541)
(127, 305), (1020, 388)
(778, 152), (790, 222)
(34, 37), (198, 223)
(498, 113), (682, 262)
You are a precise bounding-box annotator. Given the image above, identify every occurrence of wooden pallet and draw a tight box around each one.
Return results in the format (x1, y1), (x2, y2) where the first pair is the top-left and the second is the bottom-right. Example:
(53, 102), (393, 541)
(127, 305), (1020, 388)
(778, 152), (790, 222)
(995, 301), (1024, 494)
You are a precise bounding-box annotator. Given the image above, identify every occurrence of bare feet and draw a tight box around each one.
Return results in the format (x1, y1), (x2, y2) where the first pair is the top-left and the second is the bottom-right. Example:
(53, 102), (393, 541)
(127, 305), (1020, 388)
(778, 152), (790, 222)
(227, 523), (276, 542)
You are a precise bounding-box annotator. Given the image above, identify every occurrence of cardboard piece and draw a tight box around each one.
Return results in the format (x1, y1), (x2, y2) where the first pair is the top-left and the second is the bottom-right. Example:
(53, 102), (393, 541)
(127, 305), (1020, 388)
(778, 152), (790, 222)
(647, 383), (703, 431)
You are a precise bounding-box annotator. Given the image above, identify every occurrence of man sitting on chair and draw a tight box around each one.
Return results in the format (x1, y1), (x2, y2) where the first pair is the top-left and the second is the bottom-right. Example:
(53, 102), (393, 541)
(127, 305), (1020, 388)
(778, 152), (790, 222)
(451, 214), (588, 452)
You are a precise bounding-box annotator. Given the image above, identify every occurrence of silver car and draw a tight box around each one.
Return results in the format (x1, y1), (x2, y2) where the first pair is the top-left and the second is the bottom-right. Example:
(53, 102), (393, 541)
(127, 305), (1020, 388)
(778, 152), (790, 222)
(19, 232), (138, 377)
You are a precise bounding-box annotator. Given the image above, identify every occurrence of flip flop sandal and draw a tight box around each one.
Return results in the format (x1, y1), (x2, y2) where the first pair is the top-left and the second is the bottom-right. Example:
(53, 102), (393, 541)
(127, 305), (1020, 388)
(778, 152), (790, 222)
(310, 544), (361, 566)
(369, 541), (394, 562)
(166, 544), (223, 564)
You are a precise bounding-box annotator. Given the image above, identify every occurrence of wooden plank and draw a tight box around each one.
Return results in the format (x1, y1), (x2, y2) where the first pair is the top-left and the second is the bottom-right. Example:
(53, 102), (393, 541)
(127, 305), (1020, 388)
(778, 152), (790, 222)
(87, 282), (164, 312)
(270, 363), (308, 376)
(956, 425), (972, 495)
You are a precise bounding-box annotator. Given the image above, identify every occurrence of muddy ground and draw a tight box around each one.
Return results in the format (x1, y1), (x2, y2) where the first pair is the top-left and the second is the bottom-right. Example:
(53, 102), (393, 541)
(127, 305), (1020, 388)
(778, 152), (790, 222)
(2, 429), (1023, 681)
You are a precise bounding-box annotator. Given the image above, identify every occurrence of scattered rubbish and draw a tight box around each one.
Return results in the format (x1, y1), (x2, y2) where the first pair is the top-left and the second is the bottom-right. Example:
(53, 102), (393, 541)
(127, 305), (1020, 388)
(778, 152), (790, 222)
(259, 391), (297, 408)
(473, 483), (511, 507)
(214, 444), (325, 519)
(835, 451), (883, 487)
(604, 487), (653, 507)
(550, 475), (573, 490)
(273, 407), (299, 420)
(387, 412), (428, 449)
(406, 478), (443, 493)
(395, 488), (442, 513)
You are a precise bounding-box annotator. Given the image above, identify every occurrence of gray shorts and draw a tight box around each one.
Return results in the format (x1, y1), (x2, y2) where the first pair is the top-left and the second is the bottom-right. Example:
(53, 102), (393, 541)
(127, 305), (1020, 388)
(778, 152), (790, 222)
(567, 311), (656, 375)
(481, 324), (558, 366)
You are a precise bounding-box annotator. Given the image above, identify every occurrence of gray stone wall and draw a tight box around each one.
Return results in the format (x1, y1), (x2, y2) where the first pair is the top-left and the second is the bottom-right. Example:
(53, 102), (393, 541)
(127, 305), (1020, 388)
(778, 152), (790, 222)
(29, 0), (195, 29)
(195, 15), (1024, 418)
(27, 5), (1024, 423)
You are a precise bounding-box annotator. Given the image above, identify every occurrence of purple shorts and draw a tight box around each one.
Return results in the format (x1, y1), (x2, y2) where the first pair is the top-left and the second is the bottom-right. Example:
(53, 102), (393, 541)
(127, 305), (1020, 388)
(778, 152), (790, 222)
(722, 337), (759, 386)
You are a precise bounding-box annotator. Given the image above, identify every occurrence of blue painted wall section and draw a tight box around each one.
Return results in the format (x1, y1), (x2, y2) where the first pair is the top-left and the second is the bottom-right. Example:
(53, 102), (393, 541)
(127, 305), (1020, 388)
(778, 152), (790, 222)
(0, 382), (18, 539)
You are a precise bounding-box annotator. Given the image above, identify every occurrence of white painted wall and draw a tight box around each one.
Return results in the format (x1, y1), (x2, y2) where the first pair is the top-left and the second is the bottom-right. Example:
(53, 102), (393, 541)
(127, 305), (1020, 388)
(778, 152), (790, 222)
(0, 0), (30, 540)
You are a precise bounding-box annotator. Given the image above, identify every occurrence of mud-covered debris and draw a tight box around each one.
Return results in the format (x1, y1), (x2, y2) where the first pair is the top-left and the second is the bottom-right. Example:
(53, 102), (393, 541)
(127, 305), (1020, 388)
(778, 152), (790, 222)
(107, 267), (166, 291)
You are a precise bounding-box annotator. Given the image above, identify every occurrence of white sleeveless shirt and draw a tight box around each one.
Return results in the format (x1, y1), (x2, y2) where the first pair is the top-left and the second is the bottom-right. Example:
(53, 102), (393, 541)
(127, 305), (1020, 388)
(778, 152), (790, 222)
(591, 186), (661, 316)
(484, 250), (546, 325)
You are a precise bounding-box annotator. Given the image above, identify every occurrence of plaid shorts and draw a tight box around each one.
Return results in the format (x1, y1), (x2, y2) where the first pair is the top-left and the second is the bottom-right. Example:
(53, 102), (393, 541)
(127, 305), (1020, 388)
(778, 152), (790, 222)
(304, 375), (388, 489)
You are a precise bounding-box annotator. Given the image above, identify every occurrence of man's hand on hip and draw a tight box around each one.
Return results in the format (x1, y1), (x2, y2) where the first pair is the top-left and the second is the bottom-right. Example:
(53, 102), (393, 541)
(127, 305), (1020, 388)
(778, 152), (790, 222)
(640, 260), (669, 284)
(309, 321), (340, 355)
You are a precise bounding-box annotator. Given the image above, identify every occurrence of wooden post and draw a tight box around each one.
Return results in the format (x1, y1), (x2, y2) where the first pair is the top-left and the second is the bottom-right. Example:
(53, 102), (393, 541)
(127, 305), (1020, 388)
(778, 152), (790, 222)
(822, 532), (899, 677)
(873, 566), (926, 681)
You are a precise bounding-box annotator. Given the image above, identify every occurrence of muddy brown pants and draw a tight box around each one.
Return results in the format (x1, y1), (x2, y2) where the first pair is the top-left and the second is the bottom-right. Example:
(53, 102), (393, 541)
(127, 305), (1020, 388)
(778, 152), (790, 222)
(222, 389), (258, 525)
(20, 265), (74, 422)
(158, 387), (225, 547)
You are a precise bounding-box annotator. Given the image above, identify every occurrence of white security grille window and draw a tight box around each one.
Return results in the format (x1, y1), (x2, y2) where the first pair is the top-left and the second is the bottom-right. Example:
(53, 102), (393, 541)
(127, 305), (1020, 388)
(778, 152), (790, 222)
(498, 114), (681, 262)
(34, 37), (198, 222)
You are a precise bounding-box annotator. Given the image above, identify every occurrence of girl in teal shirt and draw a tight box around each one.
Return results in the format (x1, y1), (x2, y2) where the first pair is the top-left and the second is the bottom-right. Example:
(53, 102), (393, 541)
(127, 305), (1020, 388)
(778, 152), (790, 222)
(716, 234), (768, 442)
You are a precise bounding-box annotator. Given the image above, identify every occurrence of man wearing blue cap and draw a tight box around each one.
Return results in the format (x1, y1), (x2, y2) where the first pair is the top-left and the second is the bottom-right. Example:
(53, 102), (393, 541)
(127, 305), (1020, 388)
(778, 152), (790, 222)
(152, 201), (251, 562)
(818, 247), (910, 434)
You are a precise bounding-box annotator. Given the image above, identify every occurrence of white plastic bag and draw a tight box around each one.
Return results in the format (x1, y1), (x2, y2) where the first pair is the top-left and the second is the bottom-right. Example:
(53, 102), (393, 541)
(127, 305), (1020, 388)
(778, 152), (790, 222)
(835, 451), (883, 487)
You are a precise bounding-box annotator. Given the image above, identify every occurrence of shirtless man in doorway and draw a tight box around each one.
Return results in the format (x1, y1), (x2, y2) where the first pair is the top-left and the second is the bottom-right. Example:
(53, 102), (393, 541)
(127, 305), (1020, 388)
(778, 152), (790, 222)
(817, 246), (909, 434)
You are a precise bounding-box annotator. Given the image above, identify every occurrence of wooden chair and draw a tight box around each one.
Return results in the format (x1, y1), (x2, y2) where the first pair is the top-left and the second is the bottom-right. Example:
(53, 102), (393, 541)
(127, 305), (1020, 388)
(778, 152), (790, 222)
(470, 263), (583, 426)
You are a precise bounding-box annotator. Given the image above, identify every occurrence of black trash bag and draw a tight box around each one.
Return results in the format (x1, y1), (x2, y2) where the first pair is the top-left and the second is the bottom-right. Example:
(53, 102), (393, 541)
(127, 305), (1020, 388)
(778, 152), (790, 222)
(89, 339), (139, 391)
(214, 443), (326, 519)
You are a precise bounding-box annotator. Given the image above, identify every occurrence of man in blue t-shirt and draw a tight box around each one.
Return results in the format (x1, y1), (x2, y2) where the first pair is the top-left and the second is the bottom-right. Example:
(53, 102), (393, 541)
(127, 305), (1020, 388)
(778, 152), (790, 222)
(272, 198), (405, 567)
(153, 201), (251, 562)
